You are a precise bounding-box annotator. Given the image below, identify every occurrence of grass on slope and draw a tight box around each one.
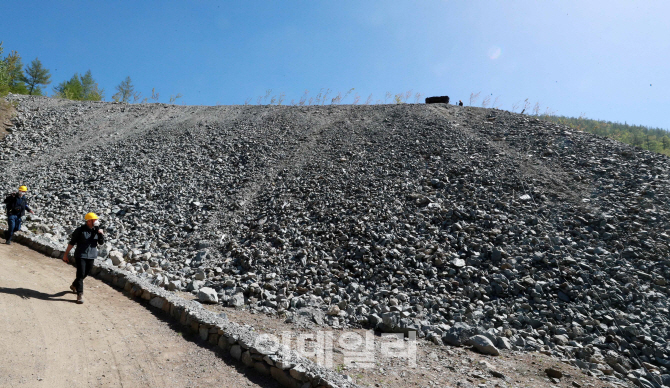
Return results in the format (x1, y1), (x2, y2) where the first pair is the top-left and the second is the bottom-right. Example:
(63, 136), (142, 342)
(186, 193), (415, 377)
(542, 114), (670, 157)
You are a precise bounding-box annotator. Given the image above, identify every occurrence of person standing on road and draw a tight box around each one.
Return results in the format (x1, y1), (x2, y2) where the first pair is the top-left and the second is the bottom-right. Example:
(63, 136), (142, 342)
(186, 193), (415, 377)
(63, 212), (105, 304)
(3, 185), (35, 245)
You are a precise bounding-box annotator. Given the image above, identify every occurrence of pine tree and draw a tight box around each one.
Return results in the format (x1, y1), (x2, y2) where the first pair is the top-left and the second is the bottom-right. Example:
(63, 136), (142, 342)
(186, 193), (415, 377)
(22, 58), (51, 95)
(0, 42), (8, 96)
(80, 70), (104, 100)
(112, 76), (135, 103)
(3, 50), (28, 94)
(53, 73), (83, 100)
(53, 71), (103, 101)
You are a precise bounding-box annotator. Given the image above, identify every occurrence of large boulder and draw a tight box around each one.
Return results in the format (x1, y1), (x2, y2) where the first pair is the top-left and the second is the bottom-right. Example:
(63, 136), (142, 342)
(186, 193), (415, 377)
(467, 335), (500, 356)
(442, 322), (476, 346)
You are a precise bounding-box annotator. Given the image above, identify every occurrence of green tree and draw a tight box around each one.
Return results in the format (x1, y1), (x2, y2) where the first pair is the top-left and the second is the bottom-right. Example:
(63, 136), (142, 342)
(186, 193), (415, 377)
(0, 41), (8, 96)
(22, 58), (51, 95)
(632, 132), (643, 148)
(80, 70), (104, 100)
(3, 50), (28, 94)
(53, 71), (104, 101)
(112, 76), (137, 103)
(53, 73), (83, 100)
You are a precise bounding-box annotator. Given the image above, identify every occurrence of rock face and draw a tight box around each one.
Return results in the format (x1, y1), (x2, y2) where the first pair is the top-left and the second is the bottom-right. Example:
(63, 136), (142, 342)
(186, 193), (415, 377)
(3, 94), (670, 376)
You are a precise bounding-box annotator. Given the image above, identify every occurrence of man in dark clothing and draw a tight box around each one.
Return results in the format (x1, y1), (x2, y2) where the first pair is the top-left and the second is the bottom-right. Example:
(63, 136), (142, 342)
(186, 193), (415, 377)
(63, 212), (105, 304)
(3, 185), (35, 244)
(458, 100), (464, 106)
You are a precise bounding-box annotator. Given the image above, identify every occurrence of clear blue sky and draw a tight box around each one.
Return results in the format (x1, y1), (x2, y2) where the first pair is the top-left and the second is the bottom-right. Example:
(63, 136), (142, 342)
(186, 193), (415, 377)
(2, 1), (669, 128)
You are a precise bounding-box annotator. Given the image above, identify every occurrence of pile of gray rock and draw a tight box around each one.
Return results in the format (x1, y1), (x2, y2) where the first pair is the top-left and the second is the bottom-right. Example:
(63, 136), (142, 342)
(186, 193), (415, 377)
(2, 94), (669, 383)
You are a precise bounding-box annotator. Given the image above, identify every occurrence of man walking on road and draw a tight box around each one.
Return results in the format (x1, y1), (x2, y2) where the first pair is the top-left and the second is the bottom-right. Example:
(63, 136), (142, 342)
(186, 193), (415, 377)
(3, 185), (35, 245)
(63, 212), (105, 304)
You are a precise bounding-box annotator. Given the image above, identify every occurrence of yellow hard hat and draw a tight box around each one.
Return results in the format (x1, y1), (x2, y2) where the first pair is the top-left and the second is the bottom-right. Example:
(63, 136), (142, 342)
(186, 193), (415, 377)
(84, 212), (99, 221)
(18, 186), (28, 192)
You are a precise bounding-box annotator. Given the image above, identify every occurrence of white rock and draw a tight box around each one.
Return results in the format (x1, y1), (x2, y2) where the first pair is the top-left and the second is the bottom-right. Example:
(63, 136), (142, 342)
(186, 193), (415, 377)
(198, 287), (218, 304)
(327, 305), (341, 316)
(109, 250), (124, 266)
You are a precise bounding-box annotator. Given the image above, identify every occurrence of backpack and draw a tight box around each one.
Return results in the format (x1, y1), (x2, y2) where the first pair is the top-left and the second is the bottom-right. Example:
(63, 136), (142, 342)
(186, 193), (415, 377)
(4, 193), (24, 216)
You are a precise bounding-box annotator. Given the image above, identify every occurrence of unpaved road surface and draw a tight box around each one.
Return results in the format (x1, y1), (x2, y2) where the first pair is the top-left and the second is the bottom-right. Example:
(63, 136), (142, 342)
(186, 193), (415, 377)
(0, 242), (279, 388)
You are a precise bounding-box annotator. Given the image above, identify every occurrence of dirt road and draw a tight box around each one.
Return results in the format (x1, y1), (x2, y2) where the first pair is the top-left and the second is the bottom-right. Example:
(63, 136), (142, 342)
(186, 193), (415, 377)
(0, 242), (279, 388)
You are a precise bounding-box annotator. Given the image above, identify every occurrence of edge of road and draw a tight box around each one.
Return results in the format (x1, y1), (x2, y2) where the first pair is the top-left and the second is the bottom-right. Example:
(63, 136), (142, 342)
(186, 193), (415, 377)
(0, 227), (360, 388)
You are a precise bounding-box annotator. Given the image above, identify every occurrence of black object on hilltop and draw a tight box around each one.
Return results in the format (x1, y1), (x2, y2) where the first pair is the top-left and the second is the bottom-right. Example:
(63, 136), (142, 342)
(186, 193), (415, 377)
(425, 96), (450, 104)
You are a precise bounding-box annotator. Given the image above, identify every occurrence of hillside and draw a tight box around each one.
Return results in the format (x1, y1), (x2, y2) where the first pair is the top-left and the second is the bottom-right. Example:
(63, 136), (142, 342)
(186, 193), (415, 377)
(543, 114), (670, 157)
(2, 94), (670, 386)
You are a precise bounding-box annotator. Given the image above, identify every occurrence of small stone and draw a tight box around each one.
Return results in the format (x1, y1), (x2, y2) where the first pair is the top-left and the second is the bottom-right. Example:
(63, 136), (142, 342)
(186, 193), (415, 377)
(545, 368), (563, 379)
(167, 280), (182, 291)
(289, 364), (307, 380)
(230, 293), (245, 307)
(187, 280), (205, 292)
(553, 334), (569, 345)
(241, 351), (254, 367)
(253, 362), (270, 375)
(327, 305), (340, 316)
(109, 250), (124, 265)
(230, 345), (242, 360)
(149, 297), (164, 309)
(497, 337), (513, 350)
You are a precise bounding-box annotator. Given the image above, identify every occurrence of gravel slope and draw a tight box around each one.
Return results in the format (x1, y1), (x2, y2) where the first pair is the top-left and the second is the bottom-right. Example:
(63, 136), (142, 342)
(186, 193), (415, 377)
(2, 94), (670, 386)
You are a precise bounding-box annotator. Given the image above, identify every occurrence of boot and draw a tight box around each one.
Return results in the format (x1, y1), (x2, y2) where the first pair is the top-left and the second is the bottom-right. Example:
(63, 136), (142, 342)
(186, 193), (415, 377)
(70, 284), (76, 294)
(76, 293), (84, 304)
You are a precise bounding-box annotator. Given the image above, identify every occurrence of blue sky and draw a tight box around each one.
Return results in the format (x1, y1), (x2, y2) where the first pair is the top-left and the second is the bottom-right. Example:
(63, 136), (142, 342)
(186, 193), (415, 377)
(2, 1), (669, 128)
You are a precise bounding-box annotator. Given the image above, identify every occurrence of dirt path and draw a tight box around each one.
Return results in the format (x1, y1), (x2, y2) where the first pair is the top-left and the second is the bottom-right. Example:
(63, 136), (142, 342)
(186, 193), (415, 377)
(0, 242), (279, 388)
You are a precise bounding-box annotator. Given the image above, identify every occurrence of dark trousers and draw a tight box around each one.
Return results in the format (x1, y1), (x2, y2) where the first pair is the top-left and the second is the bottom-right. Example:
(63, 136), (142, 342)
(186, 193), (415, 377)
(5, 215), (21, 242)
(72, 257), (94, 294)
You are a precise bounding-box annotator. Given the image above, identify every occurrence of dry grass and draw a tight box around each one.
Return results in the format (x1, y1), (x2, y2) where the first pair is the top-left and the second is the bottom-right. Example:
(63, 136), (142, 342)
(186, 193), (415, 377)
(0, 98), (16, 140)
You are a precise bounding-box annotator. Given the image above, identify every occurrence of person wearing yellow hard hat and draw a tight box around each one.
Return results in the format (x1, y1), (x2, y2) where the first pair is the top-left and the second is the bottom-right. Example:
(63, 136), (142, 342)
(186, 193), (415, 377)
(3, 185), (35, 245)
(62, 212), (105, 304)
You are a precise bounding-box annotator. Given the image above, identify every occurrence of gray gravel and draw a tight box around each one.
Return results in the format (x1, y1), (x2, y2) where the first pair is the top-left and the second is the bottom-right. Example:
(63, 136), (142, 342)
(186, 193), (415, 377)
(2, 94), (670, 384)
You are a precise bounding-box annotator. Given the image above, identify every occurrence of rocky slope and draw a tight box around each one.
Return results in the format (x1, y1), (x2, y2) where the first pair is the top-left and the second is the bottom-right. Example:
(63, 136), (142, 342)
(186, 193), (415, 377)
(2, 94), (670, 386)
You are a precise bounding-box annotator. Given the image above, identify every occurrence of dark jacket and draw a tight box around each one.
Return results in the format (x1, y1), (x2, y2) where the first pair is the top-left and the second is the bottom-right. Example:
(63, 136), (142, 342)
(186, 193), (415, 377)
(69, 225), (106, 259)
(4, 193), (32, 217)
